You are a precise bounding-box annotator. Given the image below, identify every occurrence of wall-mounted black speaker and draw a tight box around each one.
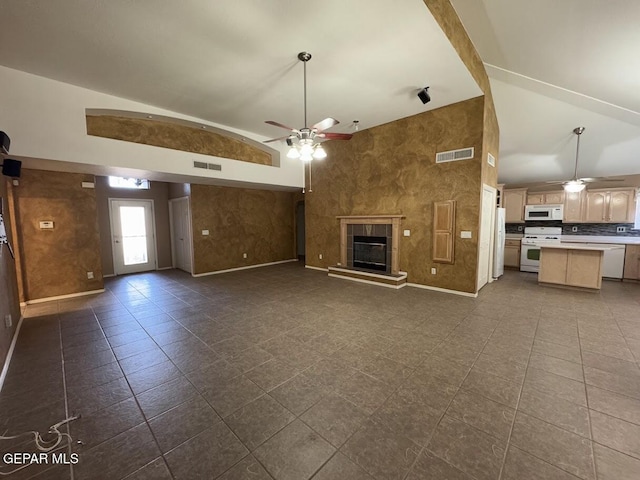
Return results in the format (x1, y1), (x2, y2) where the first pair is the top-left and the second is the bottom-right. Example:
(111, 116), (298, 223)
(0, 131), (10, 154)
(2, 159), (22, 178)
(417, 87), (431, 105)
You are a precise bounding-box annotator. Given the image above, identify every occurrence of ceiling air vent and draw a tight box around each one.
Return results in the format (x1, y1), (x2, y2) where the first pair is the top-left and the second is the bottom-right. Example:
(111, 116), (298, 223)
(193, 161), (222, 171)
(435, 147), (474, 164)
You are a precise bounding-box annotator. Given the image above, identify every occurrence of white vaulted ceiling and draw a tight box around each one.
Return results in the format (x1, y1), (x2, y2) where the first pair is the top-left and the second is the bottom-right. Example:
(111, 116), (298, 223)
(0, 0), (480, 153)
(451, 0), (640, 186)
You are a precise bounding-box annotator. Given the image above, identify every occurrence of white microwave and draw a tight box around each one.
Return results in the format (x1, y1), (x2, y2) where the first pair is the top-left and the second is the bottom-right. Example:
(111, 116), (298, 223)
(524, 204), (564, 221)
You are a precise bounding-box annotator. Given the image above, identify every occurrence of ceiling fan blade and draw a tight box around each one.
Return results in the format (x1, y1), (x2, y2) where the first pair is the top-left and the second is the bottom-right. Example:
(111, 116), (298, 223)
(318, 132), (353, 141)
(312, 117), (339, 132)
(263, 135), (291, 143)
(580, 177), (625, 182)
(265, 120), (297, 132)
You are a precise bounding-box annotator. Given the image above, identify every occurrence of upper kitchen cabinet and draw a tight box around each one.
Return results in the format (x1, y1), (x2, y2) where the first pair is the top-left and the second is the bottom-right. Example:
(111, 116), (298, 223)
(504, 188), (527, 223)
(584, 188), (636, 223)
(527, 191), (565, 205)
(564, 190), (585, 223)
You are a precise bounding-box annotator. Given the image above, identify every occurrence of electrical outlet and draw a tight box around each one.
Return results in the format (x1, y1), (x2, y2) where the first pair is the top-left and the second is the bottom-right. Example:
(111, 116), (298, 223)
(319, 254), (323, 260)
(87, 271), (94, 279)
(617, 226), (627, 233)
(571, 226), (578, 232)
(5, 314), (11, 328)
(431, 268), (436, 275)
(243, 253), (247, 259)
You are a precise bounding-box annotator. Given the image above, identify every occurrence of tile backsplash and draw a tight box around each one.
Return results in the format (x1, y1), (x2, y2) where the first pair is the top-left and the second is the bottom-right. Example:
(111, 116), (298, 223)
(506, 221), (640, 237)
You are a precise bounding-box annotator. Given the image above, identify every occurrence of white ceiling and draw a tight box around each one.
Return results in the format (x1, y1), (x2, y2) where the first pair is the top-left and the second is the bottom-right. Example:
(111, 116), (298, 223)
(450, 0), (640, 186)
(0, 0), (480, 159)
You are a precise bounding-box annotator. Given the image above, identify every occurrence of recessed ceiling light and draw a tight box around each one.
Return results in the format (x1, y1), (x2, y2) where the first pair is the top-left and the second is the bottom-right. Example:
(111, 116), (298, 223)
(146, 115), (153, 119)
(201, 126), (206, 129)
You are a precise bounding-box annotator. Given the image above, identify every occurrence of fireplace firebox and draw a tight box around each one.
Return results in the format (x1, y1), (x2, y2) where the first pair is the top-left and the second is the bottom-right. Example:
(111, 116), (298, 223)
(353, 235), (387, 272)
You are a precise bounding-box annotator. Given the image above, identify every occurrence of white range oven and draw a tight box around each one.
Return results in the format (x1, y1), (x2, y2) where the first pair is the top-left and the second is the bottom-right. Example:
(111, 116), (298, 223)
(520, 227), (563, 273)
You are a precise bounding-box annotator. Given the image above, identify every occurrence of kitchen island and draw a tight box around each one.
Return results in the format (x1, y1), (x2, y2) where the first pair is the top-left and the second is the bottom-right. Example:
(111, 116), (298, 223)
(538, 244), (617, 290)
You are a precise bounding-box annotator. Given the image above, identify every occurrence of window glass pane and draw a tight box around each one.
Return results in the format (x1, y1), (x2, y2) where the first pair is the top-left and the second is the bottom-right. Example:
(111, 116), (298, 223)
(120, 206), (148, 265)
(108, 176), (150, 189)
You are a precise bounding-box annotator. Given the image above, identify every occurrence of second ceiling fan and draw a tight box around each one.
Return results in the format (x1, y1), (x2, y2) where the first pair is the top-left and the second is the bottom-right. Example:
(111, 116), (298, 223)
(264, 52), (353, 161)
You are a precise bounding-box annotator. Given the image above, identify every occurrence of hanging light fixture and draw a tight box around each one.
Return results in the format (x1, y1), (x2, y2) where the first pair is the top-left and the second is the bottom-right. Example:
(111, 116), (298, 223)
(563, 127), (586, 193)
(285, 52), (326, 162)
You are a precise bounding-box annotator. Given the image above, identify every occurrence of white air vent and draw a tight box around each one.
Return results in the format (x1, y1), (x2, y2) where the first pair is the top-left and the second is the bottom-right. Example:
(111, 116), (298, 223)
(435, 147), (474, 164)
(488, 152), (495, 167)
(193, 161), (222, 171)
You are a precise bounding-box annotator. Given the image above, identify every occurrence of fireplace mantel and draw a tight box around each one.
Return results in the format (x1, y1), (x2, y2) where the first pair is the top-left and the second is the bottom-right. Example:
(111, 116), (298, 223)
(337, 215), (405, 275)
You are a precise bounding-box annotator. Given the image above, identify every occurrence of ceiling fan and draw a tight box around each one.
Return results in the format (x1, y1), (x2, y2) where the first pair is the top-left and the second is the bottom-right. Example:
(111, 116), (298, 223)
(264, 52), (353, 162)
(547, 127), (623, 192)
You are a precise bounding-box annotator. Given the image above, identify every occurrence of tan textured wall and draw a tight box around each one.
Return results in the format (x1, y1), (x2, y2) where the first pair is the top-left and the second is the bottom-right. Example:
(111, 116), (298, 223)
(95, 177), (172, 276)
(424, 0), (500, 186)
(14, 170), (103, 300)
(190, 185), (295, 274)
(86, 115), (275, 166)
(0, 180), (21, 369)
(305, 97), (485, 293)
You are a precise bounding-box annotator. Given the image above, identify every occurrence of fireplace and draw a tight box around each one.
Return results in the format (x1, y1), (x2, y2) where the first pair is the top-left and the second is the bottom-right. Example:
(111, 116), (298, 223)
(337, 215), (404, 276)
(353, 236), (387, 272)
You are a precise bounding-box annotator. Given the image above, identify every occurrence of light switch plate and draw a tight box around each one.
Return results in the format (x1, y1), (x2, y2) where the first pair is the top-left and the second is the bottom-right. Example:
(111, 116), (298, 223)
(202, 230), (209, 235)
(403, 230), (410, 237)
(461, 231), (472, 239)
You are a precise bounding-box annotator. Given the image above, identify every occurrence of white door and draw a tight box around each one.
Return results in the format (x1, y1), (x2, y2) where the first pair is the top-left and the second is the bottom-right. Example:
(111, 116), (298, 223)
(169, 197), (192, 273)
(477, 185), (496, 290)
(110, 199), (157, 275)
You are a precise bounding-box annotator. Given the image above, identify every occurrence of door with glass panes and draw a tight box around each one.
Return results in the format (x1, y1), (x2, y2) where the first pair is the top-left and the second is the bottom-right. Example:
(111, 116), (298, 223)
(109, 199), (157, 275)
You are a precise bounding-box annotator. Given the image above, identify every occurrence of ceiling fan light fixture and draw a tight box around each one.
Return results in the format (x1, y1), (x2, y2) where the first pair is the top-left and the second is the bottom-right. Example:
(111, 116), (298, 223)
(287, 146), (300, 159)
(564, 180), (586, 193)
(312, 144), (327, 160)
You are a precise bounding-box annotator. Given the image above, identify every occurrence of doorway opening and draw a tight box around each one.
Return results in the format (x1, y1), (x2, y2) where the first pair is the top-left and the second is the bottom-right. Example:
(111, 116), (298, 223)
(296, 201), (305, 262)
(109, 199), (157, 275)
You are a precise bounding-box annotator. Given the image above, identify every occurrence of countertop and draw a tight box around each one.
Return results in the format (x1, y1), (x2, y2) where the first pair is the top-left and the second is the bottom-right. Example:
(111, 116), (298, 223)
(541, 243), (623, 251)
(560, 235), (640, 245)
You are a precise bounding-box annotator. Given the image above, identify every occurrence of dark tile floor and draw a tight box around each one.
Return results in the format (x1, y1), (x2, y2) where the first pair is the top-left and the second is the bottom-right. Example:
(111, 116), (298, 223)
(1, 263), (640, 479)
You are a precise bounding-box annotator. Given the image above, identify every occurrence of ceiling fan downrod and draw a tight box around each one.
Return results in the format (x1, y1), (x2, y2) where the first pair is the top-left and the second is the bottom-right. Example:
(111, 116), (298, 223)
(298, 52), (312, 129)
(572, 126), (585, 180)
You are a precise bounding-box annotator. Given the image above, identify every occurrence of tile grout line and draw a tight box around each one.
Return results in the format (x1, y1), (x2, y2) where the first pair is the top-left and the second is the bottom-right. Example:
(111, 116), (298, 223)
(398, 309), (510, 480)
(57, 305), (76, 480)
(576, 312), (599, 480)
(495, 309), (541, 480)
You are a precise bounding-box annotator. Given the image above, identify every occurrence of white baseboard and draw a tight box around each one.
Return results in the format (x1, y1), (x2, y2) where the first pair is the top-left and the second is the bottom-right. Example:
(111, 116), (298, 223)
(157, 266), (173, 271)
(407, 282), (478, 298)
(304, 265), (328, 272)
(23, 289), (106, 305)
(102, 273), (116, 278)
(0, 315), (24, 394)
(328, 273), (407, 289)
(192, 259), (298, 277)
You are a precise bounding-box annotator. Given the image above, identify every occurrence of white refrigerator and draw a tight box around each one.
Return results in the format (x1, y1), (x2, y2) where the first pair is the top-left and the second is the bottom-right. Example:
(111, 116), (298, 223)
(493, 207), (506, 278)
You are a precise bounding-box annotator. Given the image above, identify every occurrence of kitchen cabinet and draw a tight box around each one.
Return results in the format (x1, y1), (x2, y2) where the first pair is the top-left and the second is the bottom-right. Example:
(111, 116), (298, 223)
(624, 245), (640, 280)
(564, 190), (585, 223)
(527, 191), (565, 205)
(504, 188), (527, 223)
(539, 246), (603, 290)
(584, 188), (636, 223)
(504, 239), (521, 268)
